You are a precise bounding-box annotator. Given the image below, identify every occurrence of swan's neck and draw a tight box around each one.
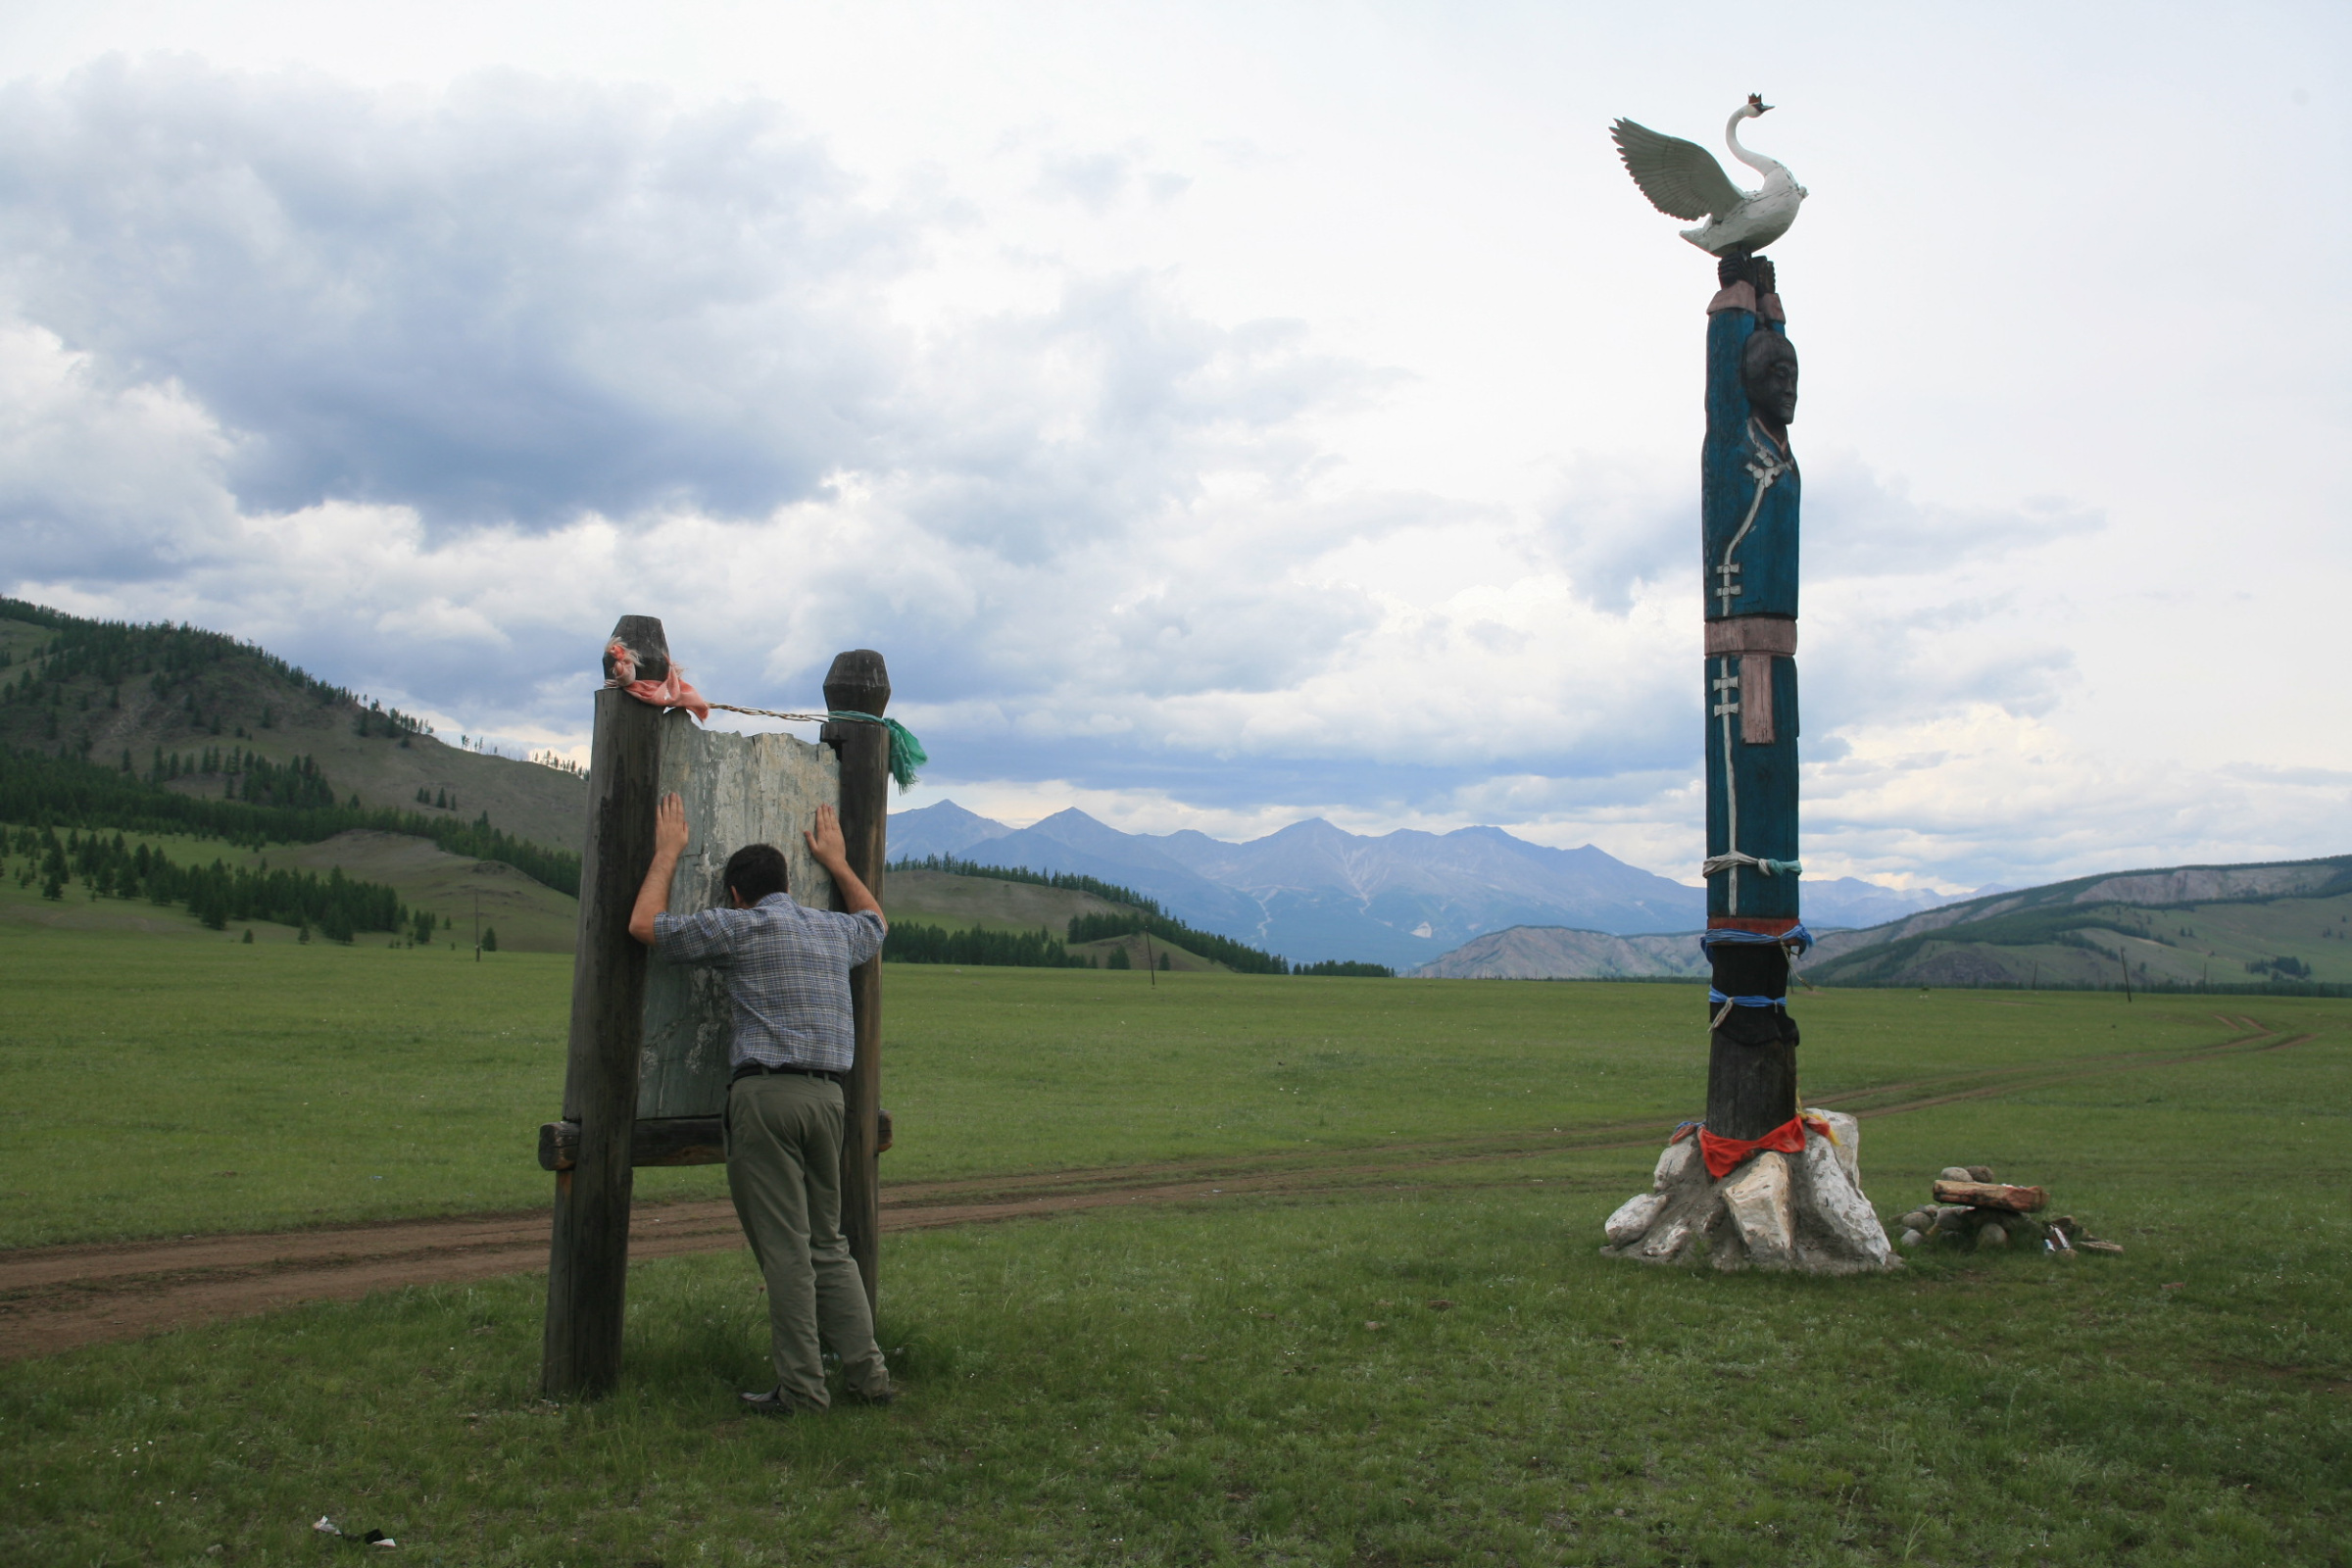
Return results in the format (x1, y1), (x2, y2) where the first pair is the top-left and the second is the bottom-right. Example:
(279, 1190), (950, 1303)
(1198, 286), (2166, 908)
(1725, 111), (1785, 180)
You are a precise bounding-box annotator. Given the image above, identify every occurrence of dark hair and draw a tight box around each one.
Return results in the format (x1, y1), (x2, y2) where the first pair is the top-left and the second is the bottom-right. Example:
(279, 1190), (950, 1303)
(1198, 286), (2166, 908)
(723, 844), (789, 905)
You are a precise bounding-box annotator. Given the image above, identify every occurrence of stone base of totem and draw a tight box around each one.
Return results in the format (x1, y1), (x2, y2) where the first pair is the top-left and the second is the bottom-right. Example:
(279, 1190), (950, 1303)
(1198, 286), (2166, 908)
(1599, 1109), (1899, 1275)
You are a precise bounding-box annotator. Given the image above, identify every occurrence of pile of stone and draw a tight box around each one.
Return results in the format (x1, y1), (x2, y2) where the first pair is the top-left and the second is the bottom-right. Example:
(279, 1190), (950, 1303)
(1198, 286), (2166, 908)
(1600, 1109), (1899, 1275)
(1889, 1165), (2122, 1255)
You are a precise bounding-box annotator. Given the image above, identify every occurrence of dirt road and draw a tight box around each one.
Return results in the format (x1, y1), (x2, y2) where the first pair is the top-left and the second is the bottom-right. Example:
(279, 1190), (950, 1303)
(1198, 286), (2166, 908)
(0, 1017), (2306, 1361)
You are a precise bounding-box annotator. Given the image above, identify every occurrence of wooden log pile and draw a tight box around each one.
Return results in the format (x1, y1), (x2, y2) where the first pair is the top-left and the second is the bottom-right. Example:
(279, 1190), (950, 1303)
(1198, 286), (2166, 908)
(1888, 1165), (2123, 1255)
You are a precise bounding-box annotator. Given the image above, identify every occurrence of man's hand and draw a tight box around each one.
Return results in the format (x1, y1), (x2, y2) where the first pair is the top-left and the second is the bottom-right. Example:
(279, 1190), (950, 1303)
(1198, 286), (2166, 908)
(805, 803), (849, 871)
(654, 792), (691, 858)
(628, 792), (692, 947)
(808, 803), (885, 930)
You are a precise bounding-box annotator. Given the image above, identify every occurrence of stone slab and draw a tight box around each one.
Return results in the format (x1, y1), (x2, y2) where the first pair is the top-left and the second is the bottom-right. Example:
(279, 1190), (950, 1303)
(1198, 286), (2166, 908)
(638, 714), (841, 1119)
(1719, 1150), (1794, 1269)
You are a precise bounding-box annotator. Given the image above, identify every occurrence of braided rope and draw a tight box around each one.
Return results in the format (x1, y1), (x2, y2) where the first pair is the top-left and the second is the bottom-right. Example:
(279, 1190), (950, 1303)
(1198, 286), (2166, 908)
(704, 703), (928, 793)
(1701, 851), (1802, 879)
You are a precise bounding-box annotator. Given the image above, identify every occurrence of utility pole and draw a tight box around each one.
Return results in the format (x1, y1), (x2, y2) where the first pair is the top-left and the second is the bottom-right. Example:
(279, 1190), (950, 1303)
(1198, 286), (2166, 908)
(474, 891), (481, 963)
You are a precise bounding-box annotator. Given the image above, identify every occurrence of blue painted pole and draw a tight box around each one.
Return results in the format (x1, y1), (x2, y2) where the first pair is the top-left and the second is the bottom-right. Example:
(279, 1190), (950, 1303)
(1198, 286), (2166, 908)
(1698, 257), (1804, 1140)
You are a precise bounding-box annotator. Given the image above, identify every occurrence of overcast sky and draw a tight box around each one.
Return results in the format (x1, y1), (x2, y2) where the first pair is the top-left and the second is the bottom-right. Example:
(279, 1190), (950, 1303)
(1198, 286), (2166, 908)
(1, 2), (2345, 891)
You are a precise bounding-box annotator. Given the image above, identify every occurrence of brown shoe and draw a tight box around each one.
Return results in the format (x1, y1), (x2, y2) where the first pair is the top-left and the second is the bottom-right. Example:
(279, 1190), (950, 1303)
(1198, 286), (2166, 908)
(841, 1384), (896, 1407)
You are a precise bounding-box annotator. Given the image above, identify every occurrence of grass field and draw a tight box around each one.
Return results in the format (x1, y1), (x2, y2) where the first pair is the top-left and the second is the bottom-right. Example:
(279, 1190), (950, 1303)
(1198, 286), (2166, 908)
(13, 922), (2337, 1249)
(3, 922), (2348, 1564)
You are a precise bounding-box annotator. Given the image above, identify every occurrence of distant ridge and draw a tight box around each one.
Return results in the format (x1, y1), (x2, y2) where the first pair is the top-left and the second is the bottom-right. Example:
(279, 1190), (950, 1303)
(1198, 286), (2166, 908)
(1403, 853), (2352, 988)
(1800, 853), (2352, 990)
(890, 799), (1973, 966)
(1409, 925), (1708, 981)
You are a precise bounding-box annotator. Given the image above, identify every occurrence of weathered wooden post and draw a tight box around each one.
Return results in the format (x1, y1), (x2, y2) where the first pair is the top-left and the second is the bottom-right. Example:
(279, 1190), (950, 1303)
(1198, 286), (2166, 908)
(821, 651), (890, 1318)
(538, 625), (882, 1389)
(542, 614), (668, 1398)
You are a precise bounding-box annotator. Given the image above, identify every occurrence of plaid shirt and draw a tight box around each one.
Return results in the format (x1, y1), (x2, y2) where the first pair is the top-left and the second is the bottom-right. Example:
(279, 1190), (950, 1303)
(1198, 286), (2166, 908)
(652, 894), (885, 1073)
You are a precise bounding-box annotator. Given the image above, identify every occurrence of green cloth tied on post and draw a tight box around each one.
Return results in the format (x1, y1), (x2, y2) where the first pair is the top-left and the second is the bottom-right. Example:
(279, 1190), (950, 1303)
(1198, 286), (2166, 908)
(828, 712), (926, 792)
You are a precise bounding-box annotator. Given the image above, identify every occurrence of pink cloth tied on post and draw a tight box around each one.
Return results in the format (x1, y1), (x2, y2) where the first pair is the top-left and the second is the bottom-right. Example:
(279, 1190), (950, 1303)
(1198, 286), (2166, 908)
(604, 638), (710, 722)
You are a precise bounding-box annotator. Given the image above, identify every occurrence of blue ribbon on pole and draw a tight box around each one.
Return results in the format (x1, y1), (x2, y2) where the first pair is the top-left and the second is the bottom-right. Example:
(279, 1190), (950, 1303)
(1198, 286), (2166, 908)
(1697, 922), (1813, 956)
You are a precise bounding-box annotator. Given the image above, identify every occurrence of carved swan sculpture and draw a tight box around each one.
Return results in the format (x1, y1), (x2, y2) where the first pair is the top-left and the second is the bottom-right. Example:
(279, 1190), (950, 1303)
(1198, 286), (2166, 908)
(1611, 94), (1807, 256)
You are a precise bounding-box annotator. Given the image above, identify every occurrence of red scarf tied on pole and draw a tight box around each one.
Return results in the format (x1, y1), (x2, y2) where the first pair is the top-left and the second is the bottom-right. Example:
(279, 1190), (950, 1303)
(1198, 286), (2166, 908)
(1696, 1112), (1834, 1180)
(605, 639), (710, 722)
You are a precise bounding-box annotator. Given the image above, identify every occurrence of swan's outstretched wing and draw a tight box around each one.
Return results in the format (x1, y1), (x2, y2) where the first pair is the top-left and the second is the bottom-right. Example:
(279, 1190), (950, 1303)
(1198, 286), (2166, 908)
(1609, 119), (1742, 220)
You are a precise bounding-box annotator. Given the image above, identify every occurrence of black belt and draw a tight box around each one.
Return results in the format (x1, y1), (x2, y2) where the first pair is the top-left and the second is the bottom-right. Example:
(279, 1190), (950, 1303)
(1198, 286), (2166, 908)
(731, 1061), (845, 1086)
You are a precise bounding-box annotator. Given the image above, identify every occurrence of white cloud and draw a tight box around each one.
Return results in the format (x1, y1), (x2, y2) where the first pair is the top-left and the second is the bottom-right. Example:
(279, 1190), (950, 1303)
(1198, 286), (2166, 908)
(1, 15), (2347, 897)
(0, 319), (241, 575)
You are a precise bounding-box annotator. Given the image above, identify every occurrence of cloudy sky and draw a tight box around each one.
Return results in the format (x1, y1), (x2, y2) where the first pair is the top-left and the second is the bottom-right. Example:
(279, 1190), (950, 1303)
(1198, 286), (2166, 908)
(1, 2), (2345, 891)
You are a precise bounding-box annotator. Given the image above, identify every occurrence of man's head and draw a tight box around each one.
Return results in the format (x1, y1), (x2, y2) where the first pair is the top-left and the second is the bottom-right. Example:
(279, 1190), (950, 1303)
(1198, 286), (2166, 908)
(723, 844), (789, 907)
(1741, 328), (1798, 431)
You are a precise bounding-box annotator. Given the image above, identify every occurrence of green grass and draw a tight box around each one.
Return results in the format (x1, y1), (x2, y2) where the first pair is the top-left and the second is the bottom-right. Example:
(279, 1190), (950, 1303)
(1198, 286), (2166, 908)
(4, 924), (2348, 1562)
(4, 922), (2348, 1248)
(6, 1110), (2348, 1565)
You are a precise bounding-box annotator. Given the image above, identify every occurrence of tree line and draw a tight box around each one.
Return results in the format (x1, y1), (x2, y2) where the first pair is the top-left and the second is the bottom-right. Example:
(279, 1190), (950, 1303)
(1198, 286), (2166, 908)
(882, 853), (1394, 974)
(1064, 909), (1295, 975)
(16, 823), (427, 943)
(0, 745), (579, 895)
(139, 745), (341, 808)
(877, 911), (1395, 976)
(882, 922), (1094, 968)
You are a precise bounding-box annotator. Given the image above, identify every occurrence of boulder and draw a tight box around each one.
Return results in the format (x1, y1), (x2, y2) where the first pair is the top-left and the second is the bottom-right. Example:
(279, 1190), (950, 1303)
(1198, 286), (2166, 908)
(1638, 1210), (1699, 1262)
(1653, 1138), (1698, 1191)
(1605, 1191), (1669, 1247)
(1602, 1111), (1895, 1275)
(1790, 1124), (1897, 1273)
(1719, 1151), (1795, 1270)
(1806, 1107), (1863, 1188)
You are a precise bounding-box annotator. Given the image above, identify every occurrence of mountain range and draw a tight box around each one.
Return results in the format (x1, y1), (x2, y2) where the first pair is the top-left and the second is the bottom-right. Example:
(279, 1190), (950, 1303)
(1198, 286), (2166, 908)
(887, 799), (1973, 967)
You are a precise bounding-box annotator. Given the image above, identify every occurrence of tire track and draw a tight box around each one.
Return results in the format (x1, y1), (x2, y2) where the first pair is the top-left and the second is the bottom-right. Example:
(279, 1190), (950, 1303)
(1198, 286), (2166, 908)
(1, 1018), (2328, 1361)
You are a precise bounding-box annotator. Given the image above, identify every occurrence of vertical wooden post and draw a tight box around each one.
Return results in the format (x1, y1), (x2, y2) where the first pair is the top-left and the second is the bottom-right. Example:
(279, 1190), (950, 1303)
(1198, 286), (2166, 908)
(821, 651), (891, 1320)
(1699, 257), (1804, 1148)
(542, 614), (669, 1399)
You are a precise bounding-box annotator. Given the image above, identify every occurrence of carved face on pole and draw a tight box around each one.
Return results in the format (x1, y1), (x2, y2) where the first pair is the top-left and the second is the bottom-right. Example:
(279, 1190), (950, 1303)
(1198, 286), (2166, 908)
(1741, 330), (1798, 431)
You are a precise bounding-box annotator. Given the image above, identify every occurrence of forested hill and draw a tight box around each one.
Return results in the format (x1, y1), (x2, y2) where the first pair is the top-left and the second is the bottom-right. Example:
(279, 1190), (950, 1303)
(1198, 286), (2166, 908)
(0, 747), (579, 894)
(0, 599), (586, 861)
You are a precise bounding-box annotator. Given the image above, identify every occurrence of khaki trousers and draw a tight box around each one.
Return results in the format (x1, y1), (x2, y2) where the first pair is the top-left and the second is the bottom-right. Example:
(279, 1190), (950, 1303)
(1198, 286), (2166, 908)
(724, 1072), (889, 1407)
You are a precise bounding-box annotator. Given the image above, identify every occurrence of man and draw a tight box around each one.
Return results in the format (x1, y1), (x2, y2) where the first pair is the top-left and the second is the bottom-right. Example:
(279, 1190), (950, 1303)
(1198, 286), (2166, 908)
(627, 794), (894, 1413)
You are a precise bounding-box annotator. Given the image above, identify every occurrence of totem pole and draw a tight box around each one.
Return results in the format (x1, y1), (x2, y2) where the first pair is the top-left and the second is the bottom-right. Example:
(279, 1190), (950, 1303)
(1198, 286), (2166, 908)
(1697, 251), (1804, 1148)
(1595, 98), (1895, 1272)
